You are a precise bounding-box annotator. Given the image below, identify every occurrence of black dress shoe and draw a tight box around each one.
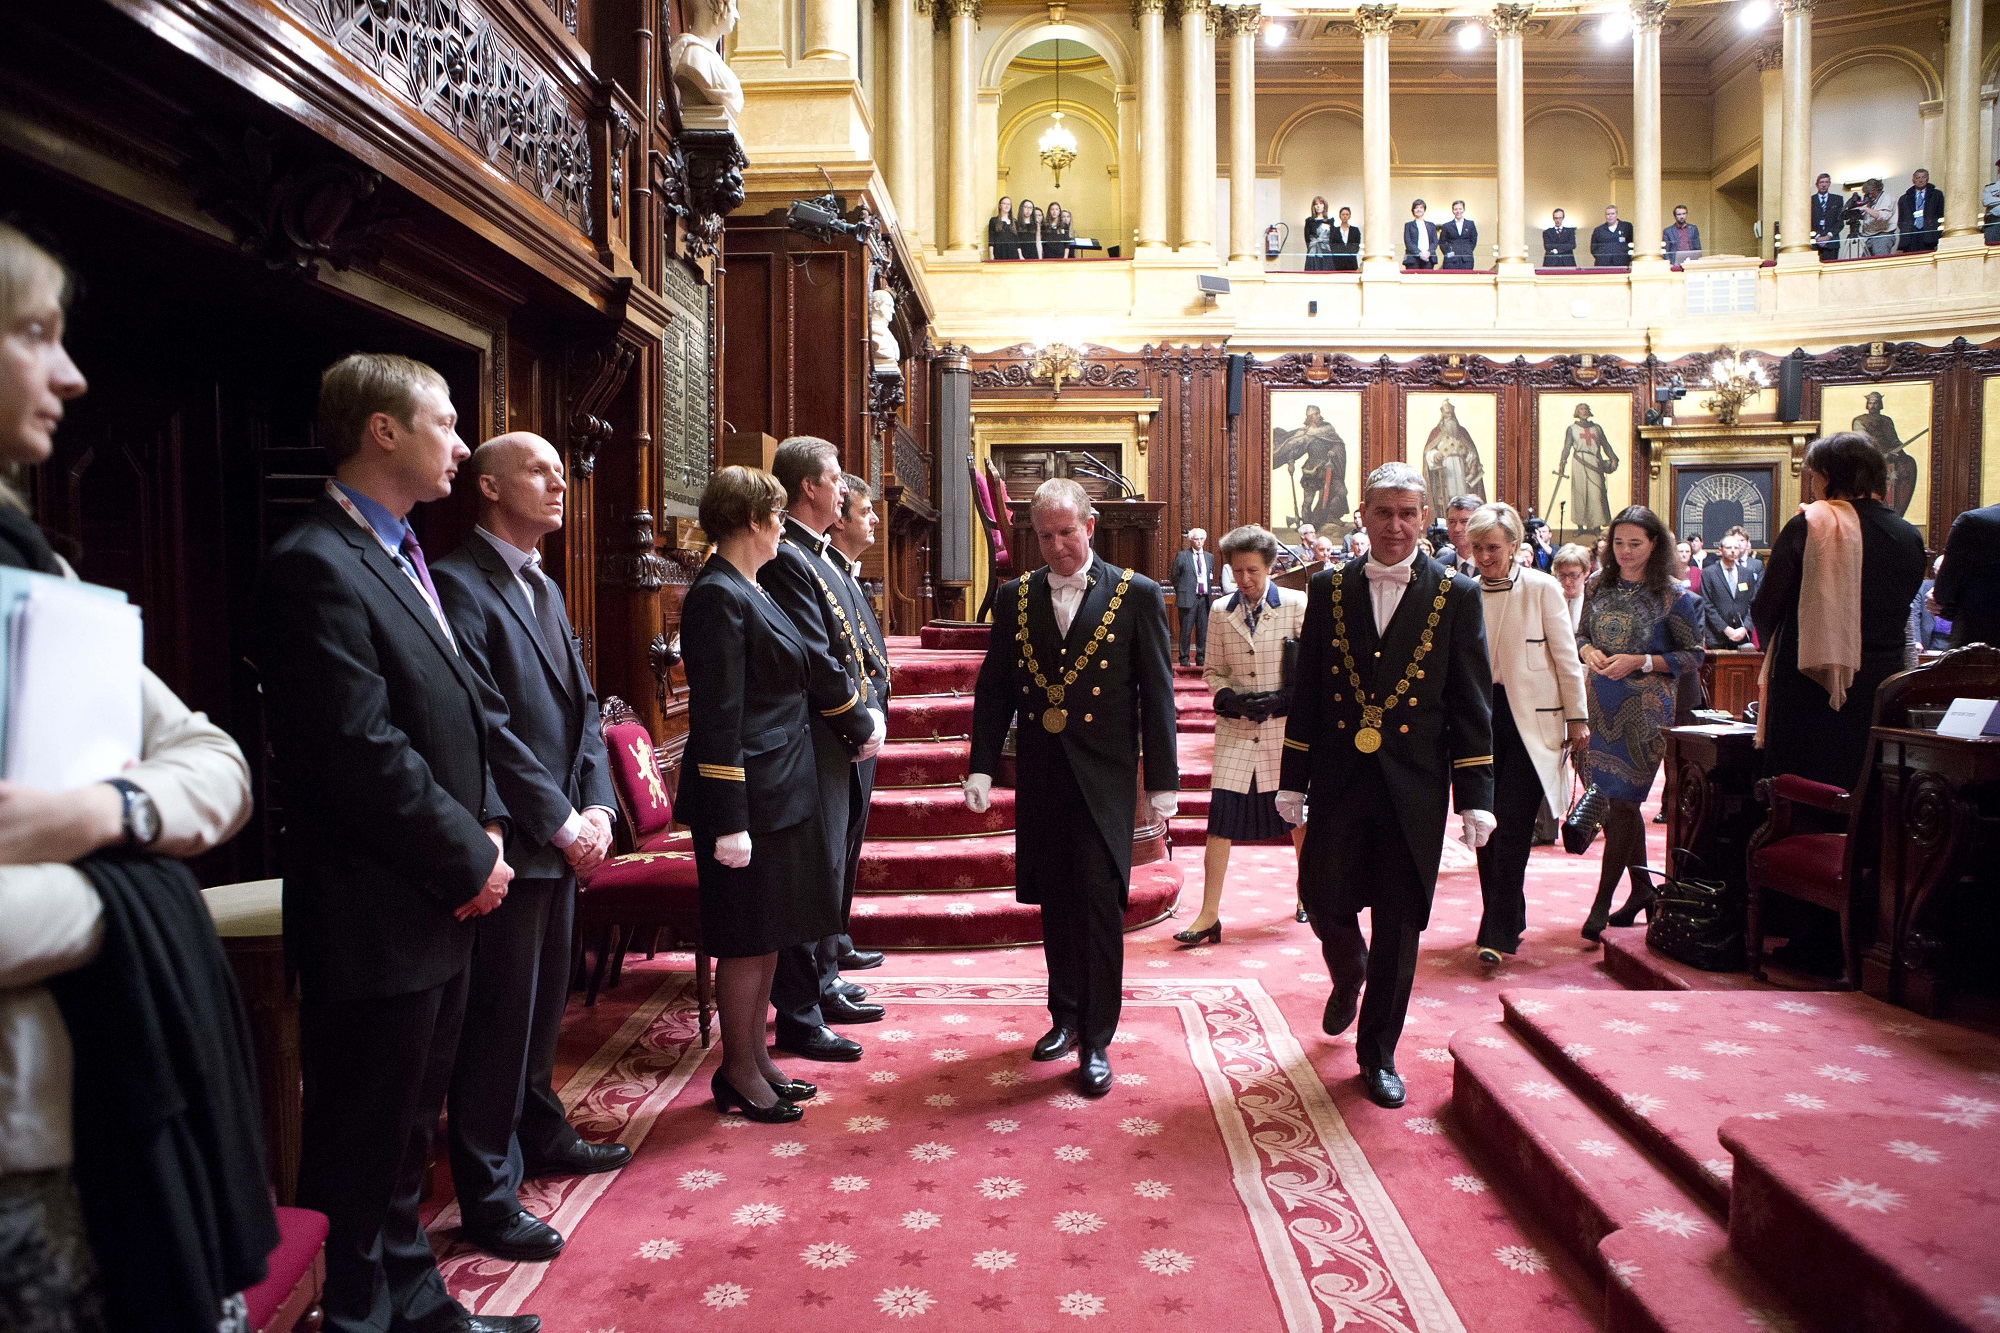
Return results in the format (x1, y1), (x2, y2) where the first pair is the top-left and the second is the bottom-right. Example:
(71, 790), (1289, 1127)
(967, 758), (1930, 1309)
(836, 948), (885, 970)
(461, 1209), (564, 1263)
(461, 1317), (543, 1333)
(1322, 986), (1359, 1037)
(821, 993), (885, 1024)
(1031, 1026), (1079, 1062)
(522, 1139), (631, 1179)
(832, 980), (868, 1001)
(774, 1025), (863, 1061)
(1359, 1067), (1406, 1108)
(1077, 1048), (1112, 1097)
(711, 1069), (805, 1123)
(1295, 904), (1310, 924)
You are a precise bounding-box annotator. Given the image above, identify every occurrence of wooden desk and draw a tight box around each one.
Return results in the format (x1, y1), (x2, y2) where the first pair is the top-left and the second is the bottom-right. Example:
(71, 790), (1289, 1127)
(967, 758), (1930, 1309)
(1862, 727), (2000, 1016)
(1664, 723), (1765, 892)
(1006, 499), (1165, 585)
(1699, 649), (1764, 719)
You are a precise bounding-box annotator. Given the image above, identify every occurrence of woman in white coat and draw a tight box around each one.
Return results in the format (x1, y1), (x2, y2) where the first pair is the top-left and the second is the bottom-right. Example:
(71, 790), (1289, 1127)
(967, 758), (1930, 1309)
(1174, 526), (1307, 944)
(1464, 504), (1590, 965)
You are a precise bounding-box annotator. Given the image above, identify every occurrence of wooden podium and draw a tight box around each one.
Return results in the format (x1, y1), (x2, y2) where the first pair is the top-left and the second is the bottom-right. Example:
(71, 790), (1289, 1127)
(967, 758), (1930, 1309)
(1006, 499), (1166, 584)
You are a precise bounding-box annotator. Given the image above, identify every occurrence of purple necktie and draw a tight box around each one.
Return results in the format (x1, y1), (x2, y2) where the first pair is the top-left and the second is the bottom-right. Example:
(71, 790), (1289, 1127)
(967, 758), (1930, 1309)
(399, 530), (443, 610)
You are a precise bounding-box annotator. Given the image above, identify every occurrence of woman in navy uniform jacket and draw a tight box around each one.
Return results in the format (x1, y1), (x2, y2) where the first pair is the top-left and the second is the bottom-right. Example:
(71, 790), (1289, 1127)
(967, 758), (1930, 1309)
(679, 467), (877, 1123)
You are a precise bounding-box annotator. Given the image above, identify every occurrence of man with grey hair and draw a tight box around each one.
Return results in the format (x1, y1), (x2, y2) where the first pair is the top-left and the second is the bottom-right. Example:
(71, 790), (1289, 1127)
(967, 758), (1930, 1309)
(1278, 461), (1495, 1109)
(1169, 526), (1218, 666)
(965, 478), (1180, 1096)
(1439, 494), (1482, 576)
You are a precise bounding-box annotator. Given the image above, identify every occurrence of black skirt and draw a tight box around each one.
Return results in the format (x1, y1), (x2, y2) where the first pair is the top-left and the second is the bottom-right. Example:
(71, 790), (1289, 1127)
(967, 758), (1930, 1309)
(1207, 774), (1290, 842)
(694, 811), (842, 958)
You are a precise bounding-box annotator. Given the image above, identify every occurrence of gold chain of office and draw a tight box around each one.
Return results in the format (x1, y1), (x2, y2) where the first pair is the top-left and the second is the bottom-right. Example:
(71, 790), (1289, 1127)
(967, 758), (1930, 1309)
(1329, 567), (1450, 754)
(1017, 568), (1133, 733)
(806, 557), (888, 684)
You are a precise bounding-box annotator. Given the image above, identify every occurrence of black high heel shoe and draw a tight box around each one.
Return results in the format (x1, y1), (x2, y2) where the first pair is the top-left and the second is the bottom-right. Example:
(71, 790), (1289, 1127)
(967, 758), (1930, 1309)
(712, 1069), (803, 1123)
(1172, 921), (1221, 946)
(1606, 887), (1656, 929)
(768, 1075), (817, 1102)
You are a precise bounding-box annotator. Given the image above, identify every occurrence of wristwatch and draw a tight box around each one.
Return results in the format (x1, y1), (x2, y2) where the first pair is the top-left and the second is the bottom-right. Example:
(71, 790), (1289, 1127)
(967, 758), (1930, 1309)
(106, 778), (161, 848)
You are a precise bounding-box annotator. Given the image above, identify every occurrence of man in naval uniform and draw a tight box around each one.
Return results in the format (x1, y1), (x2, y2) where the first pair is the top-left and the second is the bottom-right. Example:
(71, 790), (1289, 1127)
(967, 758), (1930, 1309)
(1277, 461), (1496, 1109)
(965, 479), (1180, 1096)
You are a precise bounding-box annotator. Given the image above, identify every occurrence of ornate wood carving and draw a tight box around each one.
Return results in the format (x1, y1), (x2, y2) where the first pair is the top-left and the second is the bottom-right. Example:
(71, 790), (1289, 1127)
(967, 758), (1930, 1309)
(275, 0), (593, 233)
(969, 345), (1143, 391)
(648, 633), (678, 706)
(540, 0), (578, 35)
(680, 127), (746, 259)
(601, 509), (672, 590)
(566, 338), (635, 480)
(1245, 351), (1378, 387)
(183, 125), (403, 277)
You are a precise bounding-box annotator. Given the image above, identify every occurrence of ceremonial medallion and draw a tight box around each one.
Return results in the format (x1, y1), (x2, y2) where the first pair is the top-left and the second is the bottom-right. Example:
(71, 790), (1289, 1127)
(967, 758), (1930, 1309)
(1042, 707), (1067, 734)
(1354, 726), (1382, 753)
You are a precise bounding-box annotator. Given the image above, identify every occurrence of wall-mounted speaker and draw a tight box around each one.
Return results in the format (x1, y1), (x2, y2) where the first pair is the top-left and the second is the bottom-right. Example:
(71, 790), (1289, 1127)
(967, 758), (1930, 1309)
(1226, 353), (1247, 416)
(1776, 349), (1805, 422)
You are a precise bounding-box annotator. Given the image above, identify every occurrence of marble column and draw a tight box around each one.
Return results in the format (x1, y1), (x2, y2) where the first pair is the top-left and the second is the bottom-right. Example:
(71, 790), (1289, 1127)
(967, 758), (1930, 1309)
(1492, 3), (1532, 269)
(1777, 0), (1814, 257)
(1357, 4), (1397, 265)
(1174, 0), (1215, 253)
(1630, 1), (1668, 267)
(1222, 5), (1261, 262)
(1943, 0), (1986, 242)
(805, 0), (858, 63)
(1757, 43), (1783, 262)
(881, 0), (918, 236)
(943, 0), (980, 254)
(1135, 0), (1170, 251)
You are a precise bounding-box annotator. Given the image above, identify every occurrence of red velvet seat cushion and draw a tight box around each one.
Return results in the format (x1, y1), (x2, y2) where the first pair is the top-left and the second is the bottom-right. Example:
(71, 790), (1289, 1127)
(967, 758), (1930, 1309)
(1751, 833), (1848, 896)
(602, 719), (674, 839)
(637, 826), (695, 856)
(1772, 773), (1850, 811)
(242, 1205), (328, 1331)
(577, 848), (701, 916)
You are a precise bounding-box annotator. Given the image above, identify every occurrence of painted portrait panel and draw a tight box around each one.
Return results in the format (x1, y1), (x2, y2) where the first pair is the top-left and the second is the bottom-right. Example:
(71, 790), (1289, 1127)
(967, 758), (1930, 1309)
(1983, 376), (2000, 507)
(1818, 380), (1932, 532)
(1269, 390), (1364, 540)
(1403, 392), (1499, 517)
(1536, 392), (1634, 544)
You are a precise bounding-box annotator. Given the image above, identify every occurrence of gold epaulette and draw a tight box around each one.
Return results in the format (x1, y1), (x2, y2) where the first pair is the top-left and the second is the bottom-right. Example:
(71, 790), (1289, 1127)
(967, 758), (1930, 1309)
(696, 763), (746, 781)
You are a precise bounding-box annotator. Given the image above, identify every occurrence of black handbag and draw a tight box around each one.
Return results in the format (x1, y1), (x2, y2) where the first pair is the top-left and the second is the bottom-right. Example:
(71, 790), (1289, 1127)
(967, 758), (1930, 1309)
(1560, 783), (1608, 855)
(1644, 854), (1746, 972)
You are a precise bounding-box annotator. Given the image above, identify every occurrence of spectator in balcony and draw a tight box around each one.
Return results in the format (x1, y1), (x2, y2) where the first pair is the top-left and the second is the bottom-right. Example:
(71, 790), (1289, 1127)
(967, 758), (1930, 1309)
(1662, 204), (1701, 266)
(1589, 205), (1633, 268)
(1049, 206), (1074, 259)
(988, 196), (1017, 261)
(1439, 200), (1478, 270)
(1403, 199), (1439, 270)
(1542, 208), (1577, 267)
(1809, 172), (1842, 260)
(1982, 159), (2000, 244)
(1897, 168), (1942, 253)
(1854, 179), (1896, 256)
(1331, 206), (1361, 271)
(1016, 200), (1043, 260)
(1303, 196), (1335, 272)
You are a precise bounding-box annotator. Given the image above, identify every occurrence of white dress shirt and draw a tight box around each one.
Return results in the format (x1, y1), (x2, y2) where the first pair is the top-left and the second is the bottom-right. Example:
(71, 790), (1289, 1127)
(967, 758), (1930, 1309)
(1364, 549), (1419, 633)
(1049, 568), (1089, 636)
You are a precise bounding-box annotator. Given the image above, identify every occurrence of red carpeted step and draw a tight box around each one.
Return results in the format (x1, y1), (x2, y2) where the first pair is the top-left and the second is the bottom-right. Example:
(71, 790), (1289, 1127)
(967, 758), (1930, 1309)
(1178, 732), (1214, 786)
(918, 622), (990, 650)
(873, 739), (969, 788)
(858, 830), (1014, 892)
(1721, 1110), (1999, 1333)
(1178, 713), (1216, 733)
(1599, 927), (1820, 994)
(886, 693), (974, 740)
(867, 784), (1016, 838)
(847, 860), (1182, 949)
(1598, 1228), (1805, 1333)
(888, 652), (985, 695)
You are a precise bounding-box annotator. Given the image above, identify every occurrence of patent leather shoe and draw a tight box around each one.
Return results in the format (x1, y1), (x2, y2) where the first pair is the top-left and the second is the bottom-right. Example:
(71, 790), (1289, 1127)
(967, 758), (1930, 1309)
(836, 948), (885, 971)
(832, 980), (868, 1001)
(821, 992), (886, 1024)
(773, 1025), (863, 1062)
(1322, 985), (1359, 1037)
(1171, 921), (1221, 946)
(522, 1138), (630, 1179)
(1077, 1048), (1112, 1097)
(1031, 1026), (1079, 1062)
(460, 1317), (543, 1333)
(461, 1209), (564, 1263)
(1359, 1066), (1406, 1108)
(1295, 904), (1310, 924)
(768, 1074), (818, 1102)
(711, 1069), (804, 1122)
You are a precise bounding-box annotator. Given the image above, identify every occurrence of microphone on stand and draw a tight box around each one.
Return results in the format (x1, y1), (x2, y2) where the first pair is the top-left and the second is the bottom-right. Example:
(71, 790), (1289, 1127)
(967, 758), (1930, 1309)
(1061, 451), (1141, 499)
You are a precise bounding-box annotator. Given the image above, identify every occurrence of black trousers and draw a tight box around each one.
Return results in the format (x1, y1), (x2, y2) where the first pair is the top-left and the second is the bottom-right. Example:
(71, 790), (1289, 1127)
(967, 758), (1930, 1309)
(819, 753), (877, 976)
(446, 875), (578, 1227)
(774, 755), (876, 1031)
(1301, 775), (1426, 1072)
(1177, 595), (1210, 665)
(299, 969), (470, 1333)
(1036, 748), (1126, 1051)
(1476, 686), (1548, 954)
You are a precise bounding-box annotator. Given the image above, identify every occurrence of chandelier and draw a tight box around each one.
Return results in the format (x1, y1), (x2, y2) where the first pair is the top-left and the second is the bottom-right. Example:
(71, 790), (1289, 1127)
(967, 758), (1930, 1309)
(1038, 44), (1079, 187)
(1699, 346), (1768, 427)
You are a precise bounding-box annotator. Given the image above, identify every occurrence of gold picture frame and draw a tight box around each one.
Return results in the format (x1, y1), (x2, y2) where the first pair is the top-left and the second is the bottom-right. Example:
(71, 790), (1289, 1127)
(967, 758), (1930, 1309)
(1818, 380), (1932, 538)
(1403, 392), (1499, 516)
(1268, 390), (1364, 540)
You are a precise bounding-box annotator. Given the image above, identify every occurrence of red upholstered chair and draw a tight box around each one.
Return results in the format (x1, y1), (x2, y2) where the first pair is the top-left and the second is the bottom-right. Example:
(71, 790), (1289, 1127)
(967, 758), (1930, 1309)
(969, 456), (1015, 622)
(242, 1206), (328, 1333)
(577, 696), (711, 1043)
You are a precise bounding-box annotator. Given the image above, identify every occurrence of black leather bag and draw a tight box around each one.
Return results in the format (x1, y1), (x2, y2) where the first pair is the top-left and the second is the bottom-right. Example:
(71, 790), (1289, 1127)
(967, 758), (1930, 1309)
(1560, 783), (1608, 855)
(1645, 855), (1746, 972)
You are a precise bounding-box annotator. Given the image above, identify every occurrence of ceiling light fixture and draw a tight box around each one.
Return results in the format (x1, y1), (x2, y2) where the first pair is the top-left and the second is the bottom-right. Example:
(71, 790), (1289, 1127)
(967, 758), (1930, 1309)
(1037, 41), (1079, 188)
(1597, 9), (1630, 43)
(1263, 21), (1287, 47)
(1455, 22), (1483, 50)
(1739, 0), (1772, 29)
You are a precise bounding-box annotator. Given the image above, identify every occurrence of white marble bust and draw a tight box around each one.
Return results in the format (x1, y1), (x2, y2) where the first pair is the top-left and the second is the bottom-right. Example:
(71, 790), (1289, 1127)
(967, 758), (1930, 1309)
(869, 287), (900, 371)
(672, 0), (743, 121)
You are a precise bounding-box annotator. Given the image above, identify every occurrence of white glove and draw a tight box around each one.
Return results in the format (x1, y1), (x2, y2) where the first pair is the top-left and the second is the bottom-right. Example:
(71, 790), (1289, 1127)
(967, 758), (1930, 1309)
(856, 707), (887, 762)
(1275, 790), (1307, 827)
(714, 830), (752, 869)
(1461, 809), (1496, 851)
(1147, 790), (1178, 820)
(963, 773), (992, 814)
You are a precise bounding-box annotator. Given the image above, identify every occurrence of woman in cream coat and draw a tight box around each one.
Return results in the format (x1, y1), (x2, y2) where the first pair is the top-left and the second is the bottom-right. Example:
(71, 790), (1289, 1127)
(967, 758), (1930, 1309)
(1463, 504), (1589, 965)
(1175, 526), (1307, 944)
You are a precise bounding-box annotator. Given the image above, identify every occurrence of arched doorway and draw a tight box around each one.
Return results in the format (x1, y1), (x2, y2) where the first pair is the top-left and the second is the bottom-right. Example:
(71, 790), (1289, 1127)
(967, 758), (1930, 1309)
(994, 36), (1126, 254)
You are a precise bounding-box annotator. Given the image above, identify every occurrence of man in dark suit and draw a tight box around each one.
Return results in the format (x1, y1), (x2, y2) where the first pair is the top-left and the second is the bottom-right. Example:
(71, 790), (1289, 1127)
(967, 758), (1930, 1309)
(1700, 528), (1762, 648)
(966, 479), (1179, 1096)
(1897, 168), (1943, 252)
(1330, 206), (1361, 271)
(1439, 200), (1478, 269)
(1276, 461), (1494, 1110)
(1809, 173), (1844, 260)
(1935, 501), (2000, 647)
(1590, 205), (1634, 267)
(825, 472), (893, 975)
(254, 353), (535, 1333)
(1542, 208), (1578, 266)
(1169, 527), (1218, 666)
(761, 437), (889, 1062)
(1662, 203), (1702, 265)
(1403, 199), (1440, 269)
(431, 433), (631, 1265)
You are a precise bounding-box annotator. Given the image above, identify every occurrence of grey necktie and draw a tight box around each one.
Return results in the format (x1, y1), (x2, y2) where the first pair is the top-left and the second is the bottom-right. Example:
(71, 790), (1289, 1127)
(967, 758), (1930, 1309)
(526, 559), (580, 698)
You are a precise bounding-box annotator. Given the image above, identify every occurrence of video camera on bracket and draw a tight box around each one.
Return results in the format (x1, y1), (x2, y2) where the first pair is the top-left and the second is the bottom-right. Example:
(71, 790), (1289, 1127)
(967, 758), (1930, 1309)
(787, 193), (862, 242)
(1646, 373), (1687, 426)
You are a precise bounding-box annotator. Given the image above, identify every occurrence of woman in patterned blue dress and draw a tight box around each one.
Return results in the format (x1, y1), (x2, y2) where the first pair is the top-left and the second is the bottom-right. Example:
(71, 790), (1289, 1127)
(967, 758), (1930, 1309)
(1576, 506), (1703, 940)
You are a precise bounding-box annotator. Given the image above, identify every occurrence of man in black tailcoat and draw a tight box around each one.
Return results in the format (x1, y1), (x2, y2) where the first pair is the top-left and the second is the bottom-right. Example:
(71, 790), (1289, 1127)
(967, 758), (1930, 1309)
(966, 479), (1179, 1096)
(432, 433), (630, 1266)
(761, 436), (889, 1063)
(1277, 461), (1495, 1109)
(825, 472), (895, 973)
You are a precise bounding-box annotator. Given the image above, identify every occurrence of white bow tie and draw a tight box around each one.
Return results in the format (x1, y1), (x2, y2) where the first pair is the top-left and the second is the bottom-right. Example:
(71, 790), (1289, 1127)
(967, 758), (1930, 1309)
(1049, 571), (1089, 593)
(1364, 561), (1413, 585)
